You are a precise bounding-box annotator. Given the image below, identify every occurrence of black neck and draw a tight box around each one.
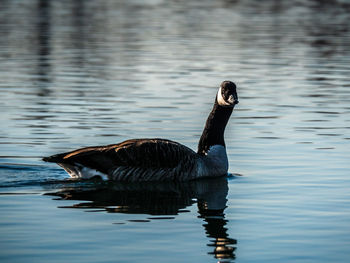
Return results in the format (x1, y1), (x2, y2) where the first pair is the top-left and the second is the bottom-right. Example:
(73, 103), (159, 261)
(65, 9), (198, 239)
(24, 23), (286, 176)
(197, 99), (233, 155)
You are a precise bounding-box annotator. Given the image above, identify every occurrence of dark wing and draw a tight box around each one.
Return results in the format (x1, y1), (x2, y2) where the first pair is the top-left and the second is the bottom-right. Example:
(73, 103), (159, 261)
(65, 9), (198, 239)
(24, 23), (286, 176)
(43, 138), (197, 174)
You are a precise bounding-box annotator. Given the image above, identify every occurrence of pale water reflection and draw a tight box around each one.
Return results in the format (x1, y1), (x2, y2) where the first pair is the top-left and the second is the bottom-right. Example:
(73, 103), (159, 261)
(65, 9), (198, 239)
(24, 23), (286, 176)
(1, 0), (350, 262)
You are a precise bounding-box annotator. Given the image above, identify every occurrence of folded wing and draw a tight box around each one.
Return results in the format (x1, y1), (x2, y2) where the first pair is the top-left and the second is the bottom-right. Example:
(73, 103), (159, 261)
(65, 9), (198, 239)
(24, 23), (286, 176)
(43, 138), (197, 175)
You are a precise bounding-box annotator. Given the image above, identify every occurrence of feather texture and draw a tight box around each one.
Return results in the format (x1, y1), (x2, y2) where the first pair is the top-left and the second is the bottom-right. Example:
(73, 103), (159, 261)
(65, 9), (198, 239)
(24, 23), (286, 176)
(44, 139), (202, 181)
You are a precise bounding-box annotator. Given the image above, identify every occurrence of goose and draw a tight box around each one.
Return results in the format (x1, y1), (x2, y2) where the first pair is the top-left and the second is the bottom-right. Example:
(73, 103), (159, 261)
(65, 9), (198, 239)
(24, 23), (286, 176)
(43, 80), (239, 182)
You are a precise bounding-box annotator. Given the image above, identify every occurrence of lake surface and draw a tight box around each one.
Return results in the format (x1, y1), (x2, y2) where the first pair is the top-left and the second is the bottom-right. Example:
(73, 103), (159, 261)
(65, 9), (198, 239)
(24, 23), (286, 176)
(1, 0), (350, 262)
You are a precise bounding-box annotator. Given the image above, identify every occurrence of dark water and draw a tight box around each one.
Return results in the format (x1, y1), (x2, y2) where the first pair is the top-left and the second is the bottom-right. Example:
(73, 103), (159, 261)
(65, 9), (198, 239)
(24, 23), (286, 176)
(1, 0), (350, 262)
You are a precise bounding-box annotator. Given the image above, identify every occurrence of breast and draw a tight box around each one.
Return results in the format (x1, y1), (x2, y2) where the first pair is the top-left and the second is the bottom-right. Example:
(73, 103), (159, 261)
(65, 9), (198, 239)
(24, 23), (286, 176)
(197, 145), (229, 178)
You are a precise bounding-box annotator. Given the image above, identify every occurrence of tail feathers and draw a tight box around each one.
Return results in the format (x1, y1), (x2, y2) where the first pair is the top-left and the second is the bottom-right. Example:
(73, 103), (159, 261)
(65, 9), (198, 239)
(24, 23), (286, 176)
(42, 153), (66, 163)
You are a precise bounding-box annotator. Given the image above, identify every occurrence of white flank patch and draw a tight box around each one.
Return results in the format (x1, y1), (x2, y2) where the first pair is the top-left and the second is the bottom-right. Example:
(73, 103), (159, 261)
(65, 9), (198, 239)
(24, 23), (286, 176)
(80, 166), (108, 180)
(58, 163), (108, 180)
(217, 87), (230, 106)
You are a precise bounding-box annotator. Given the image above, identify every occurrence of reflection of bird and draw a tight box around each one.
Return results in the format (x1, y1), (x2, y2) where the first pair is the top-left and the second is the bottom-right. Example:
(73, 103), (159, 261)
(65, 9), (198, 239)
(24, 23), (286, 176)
(197, 178), (237, 261)
(43, 81), (239, 181)
(199, 207), (237, 260)
(45, 177), (237, 261)
(46, 177), (227, 215)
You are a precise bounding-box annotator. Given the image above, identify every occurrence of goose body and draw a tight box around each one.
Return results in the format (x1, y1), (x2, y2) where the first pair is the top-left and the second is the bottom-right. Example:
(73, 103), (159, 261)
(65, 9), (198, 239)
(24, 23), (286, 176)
(43, 81), (239, 182)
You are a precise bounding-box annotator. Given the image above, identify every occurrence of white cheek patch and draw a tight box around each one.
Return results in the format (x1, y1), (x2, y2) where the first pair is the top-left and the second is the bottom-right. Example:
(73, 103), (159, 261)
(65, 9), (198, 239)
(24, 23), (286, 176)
(217, 87), (230, 106)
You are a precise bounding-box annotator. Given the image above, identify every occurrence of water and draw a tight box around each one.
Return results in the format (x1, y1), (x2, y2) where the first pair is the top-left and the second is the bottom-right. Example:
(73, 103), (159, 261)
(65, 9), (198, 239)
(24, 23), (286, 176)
(1, 0), (350, 262)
